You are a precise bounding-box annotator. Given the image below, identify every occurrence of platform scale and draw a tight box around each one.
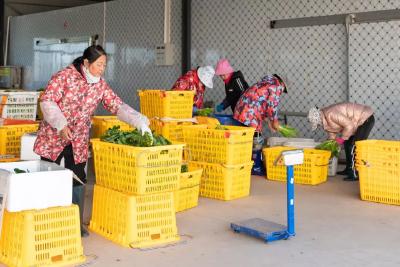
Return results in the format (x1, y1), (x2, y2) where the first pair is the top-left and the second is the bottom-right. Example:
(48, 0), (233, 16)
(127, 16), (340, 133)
(231, 149), (304, 243)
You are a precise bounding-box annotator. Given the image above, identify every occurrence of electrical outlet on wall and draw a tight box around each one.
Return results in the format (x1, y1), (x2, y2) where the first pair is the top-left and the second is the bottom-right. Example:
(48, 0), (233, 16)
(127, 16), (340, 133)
(155, 43), (174, 66)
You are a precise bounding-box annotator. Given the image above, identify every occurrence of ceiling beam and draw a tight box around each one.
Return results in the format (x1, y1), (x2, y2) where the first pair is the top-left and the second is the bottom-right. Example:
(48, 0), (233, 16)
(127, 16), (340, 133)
(7, 2), (70, 8)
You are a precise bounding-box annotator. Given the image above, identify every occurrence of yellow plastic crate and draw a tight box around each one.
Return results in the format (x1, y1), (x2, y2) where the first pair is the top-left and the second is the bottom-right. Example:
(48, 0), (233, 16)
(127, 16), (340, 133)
(91, 139), (184, 195)
(0, 155), (19, 162)
(150, 118), (193, 143)
(173, 168), (202, 212)
(0, 205), (85, 267)
(357, 165), (400, 205)
(355, 140), (400, 205)
(174, 186), (200, 212)
(179, 168), (202, 188)
(188, 161), (253, 201)
(355, 140), (400, 166)
(89, 185), (179, 248)
(182, 125), (254, 164)
(138, 89), (194, 119)
(91, 115), (133, 138)
(194, 116), (220, 126)
(0, 123), (39, 156)
(0, 91), (40, 120)
(263, 147), (331, 185)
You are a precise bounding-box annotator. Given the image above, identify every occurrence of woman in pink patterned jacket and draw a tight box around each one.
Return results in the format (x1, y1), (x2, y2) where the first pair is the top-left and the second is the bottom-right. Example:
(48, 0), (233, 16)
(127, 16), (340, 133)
(34, 45), (150, 236)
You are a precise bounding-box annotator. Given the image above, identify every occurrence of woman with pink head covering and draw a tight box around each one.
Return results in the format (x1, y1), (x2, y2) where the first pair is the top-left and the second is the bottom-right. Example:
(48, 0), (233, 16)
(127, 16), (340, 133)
(215, 59), (249, 112)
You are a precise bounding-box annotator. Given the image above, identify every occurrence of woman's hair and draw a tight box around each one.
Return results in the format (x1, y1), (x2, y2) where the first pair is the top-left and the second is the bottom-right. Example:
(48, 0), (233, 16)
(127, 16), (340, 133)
(72, 45), (107, 73)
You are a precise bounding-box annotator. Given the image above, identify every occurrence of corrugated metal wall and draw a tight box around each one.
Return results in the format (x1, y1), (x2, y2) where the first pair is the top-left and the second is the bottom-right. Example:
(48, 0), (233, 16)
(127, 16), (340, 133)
(8, 0), (400, 139)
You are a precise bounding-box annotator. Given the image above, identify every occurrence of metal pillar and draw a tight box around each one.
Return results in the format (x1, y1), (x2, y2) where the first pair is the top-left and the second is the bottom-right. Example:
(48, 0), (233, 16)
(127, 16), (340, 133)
(182, 0), (191, 74)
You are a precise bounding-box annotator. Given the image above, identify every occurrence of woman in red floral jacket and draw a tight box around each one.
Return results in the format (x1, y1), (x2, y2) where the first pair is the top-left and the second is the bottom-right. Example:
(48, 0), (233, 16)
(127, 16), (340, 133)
(233, 74), (287, 133)
(171, 66), (215, 109)
(34, 45), (150, 236)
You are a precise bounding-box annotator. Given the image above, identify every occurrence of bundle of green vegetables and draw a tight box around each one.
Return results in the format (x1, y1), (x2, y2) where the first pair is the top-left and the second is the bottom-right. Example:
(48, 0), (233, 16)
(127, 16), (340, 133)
(215, 125), (229, 130)
(14, 168), (29, 173)
(194, 108), (214, 117)
(278, 125), (298, 138)
(101, 126), (171, 147)
(315, 139), (340, 158)
(181, 165), (188, 173)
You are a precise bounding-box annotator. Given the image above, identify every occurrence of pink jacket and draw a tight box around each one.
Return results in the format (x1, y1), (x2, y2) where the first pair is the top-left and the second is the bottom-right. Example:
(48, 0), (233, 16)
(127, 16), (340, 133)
(321, 103), (373, 140)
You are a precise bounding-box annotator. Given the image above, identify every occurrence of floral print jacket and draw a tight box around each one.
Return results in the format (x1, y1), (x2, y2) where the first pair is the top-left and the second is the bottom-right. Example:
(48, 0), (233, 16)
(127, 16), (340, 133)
(171, 69), (205, 108)
(233, 75), (284, 132)
(34, 65), (123, 163)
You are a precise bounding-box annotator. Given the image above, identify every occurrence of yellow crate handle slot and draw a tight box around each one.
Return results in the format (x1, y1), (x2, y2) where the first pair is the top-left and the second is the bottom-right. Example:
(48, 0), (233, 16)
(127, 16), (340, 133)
(179, 183), (200, 190)
(134, 146), (184, 168)
(314, 164), (329, 167)
(356, 159), (371, 167)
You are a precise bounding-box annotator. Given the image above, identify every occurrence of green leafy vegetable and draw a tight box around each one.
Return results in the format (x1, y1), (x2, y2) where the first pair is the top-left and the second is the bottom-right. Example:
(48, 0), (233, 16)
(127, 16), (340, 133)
(278, 125), (298, 138)
(14, 168), (28, 173)
(181, 165), (188, 173)
(195, 108), (214, 117)
(215, 125), (228, 130)
(315, 139), (340, 158)
(100, 126), (171, 147)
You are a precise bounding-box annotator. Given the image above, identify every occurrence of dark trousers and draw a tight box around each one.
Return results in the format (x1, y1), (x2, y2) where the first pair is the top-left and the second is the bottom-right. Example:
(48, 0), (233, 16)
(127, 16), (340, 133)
(41, 144), (87, 233)
(41, 144), (87, 185)
(344, 115), (375, 178)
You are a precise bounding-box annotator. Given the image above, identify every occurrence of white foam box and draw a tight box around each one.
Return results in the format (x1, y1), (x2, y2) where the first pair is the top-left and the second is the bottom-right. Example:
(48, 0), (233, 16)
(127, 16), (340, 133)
(20, 133), (89, 173)
(20, 133), (40, 160)
(0, 160), (72, 212)
(267, 137), (316, 147)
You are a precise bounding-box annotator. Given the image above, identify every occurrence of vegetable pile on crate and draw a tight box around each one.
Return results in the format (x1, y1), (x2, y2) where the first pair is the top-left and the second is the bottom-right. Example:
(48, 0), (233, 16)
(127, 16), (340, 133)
(315, 139), (340, 158)
(194, 107), (214, 117)
(100, 126), (171, 147)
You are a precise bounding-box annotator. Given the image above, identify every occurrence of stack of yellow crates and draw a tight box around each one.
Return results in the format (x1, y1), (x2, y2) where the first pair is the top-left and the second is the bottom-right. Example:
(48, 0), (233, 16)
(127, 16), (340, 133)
(89, 138), (185, 248)
(138, 89), (206, 212)
(182, 124), (255, 201)
(355, 140), (400, 205)
(0, 160), (85, 267)
(138, 89), (195, 143)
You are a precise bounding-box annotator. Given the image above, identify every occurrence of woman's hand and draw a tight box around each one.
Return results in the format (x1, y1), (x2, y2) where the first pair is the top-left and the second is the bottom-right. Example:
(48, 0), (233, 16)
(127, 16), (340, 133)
(60, 126), (73, 140)
(267, 119), (280, 132)
(272, 120), (280, 131)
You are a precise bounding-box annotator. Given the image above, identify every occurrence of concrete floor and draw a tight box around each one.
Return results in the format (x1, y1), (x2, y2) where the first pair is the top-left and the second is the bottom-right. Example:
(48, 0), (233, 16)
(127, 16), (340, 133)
(1, 163), (399, 267)
(77, 165), (400, 267)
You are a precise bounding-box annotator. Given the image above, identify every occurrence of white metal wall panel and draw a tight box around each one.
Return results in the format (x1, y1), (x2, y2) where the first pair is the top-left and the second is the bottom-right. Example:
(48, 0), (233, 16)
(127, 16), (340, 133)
(349, 21), (400, 139)
(191, 0), (270, 107)
(268, 24), (347, 140)
(9, 0), (182, 112)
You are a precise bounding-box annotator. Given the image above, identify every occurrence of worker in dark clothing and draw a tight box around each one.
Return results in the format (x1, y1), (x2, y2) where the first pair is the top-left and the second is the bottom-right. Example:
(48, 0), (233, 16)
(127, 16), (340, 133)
(215, 59), (249, 113)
